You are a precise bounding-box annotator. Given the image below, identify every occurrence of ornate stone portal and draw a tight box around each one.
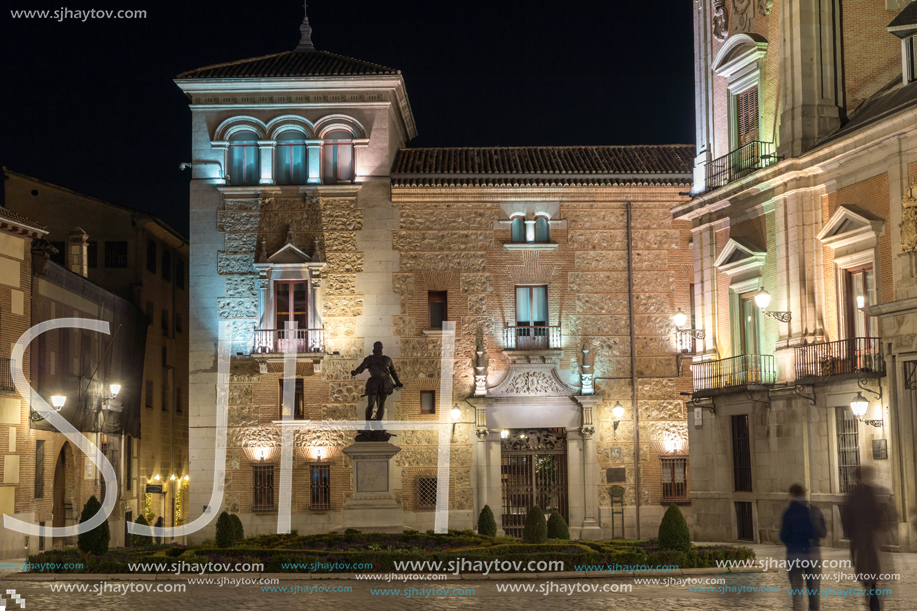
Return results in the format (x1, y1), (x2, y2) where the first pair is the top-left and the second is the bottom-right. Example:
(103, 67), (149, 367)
(338, 442), (405, 533)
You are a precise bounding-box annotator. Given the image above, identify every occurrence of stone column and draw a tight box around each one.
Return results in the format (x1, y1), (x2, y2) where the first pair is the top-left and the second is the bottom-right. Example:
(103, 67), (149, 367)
(574, 395), (602, 539)
(306, 140), (322, 184)
(474, 419), (505, 536)
(258, 141), (275, 185)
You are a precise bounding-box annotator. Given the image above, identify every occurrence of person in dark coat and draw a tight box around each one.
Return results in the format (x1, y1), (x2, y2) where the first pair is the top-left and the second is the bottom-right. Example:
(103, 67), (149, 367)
(780, 484), (817, 611)
(154, 516), (164, 545)
(844, 466), (883, 611)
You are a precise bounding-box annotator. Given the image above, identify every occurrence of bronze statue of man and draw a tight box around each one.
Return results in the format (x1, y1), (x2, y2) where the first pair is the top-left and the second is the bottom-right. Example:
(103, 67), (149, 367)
(351, 341), (403, 422)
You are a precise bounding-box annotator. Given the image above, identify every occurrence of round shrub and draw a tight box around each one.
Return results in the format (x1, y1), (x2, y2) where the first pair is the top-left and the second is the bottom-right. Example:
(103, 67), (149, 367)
(230, 513), (244, 542)
(522, 506), (547, 544)
(77, 496), (110, 556)
(215, 511), (236, 548)
(658, 503), (691, 553)
(132, 514), (153, 547)
(477, 505), (497, 537)
(546, 510), (570, 540)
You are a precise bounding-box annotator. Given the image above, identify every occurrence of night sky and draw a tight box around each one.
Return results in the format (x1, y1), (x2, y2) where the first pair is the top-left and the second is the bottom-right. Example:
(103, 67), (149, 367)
(1, 0), (695, 236)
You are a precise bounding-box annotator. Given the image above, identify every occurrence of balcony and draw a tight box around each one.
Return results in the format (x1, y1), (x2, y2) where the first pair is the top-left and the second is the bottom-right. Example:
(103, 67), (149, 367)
(692, 354), (776, 397)
(794, 338), (885, 384)
(705, 141), (777, 192)
(252, 328), (325, 356)
(0, 358), (13, 392)
(503, 325), (561, 351)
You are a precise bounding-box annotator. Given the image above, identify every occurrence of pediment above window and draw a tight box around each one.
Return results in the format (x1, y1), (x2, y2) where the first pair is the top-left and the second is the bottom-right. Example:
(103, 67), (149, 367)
(267, 242), (311, 264)
(713, 237), (766, 277)
(254, 234), (326, 277)
(816, 205), (885, 250)
(712, 33), (768, 81)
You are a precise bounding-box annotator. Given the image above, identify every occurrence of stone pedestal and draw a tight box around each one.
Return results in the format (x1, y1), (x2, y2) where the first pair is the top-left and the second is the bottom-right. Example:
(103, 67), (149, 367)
(339, 441), (405, 533)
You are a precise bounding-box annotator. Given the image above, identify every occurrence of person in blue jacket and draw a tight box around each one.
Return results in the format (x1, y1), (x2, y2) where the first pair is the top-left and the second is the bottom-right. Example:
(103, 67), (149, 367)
(780, 483), (818, 611)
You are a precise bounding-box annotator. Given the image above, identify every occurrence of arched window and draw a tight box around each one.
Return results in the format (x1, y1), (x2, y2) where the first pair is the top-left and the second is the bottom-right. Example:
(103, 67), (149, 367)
(534, 216), (549, 242)
(511, 217), (526, 243)
(322, 130), (354, 184)
(276, 130), (307, 185)
(229, 131), (260, 186)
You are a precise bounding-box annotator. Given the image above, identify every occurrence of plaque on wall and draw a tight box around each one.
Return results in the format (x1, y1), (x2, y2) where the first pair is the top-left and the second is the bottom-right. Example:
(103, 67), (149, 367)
(609, 485), (625, 497)
(872, 439), (888, 460)
(606, 468), (626, 483)
(145, 484), (163, 494)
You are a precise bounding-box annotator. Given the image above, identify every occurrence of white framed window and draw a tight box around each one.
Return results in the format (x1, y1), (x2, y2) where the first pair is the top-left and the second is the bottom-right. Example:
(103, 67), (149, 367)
(711, 33), (768, 152)
(500, 203), (563, 250)
(229, 130), (260, 186)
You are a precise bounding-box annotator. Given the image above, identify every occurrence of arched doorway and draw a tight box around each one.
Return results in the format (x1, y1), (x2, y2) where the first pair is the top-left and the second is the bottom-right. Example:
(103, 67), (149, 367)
(52, 443), (75, 545)
(500, 428), (569, 538)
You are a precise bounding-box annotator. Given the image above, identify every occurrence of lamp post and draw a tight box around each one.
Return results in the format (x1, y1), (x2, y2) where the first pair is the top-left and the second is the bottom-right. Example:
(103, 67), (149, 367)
(753, 288), (792, 323)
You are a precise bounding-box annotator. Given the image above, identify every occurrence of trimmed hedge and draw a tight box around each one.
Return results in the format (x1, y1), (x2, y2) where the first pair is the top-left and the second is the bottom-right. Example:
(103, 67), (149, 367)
(215, 511), (235, 548)
(522, 506), (547, 544)
(230, 514), (244, 542)
(132, 515), (152, 547)
(658, 504), (691, 552)
(477, 505), (497, 537)
(77, 496), (109, 557)
(546, 510), (570, 540)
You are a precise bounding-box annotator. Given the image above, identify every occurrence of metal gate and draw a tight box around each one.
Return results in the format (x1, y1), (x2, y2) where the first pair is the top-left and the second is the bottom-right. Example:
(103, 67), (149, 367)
(500, 428), (569, 538)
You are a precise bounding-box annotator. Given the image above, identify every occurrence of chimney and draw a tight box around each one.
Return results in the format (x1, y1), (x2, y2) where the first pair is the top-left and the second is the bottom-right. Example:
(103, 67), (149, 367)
(68, 227), (89, 278)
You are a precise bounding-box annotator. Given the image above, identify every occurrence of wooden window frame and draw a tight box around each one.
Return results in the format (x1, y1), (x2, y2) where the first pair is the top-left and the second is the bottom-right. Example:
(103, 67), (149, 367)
(279, 378), (306, 420)
(844, 263), (876, 339)
(428, 291), (447, 329)
(274, 280), (309, 331)
(515, 285), (549, 327)
(420, 390), (436, 414)
(533, 215), (550, 243)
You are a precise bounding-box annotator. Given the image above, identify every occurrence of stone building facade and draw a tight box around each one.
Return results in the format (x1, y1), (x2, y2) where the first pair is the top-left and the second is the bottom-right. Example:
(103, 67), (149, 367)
(3, 170), (191, 535)
(682, 0), (917, 549)
(177, 13), (697, 540)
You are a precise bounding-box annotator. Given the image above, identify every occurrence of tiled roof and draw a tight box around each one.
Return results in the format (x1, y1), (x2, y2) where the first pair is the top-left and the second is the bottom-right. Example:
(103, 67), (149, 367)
(391, 145), (696, 177)
(177, 50), (400, 79)
(888, 1), (917, 35)
(815, 78), (917, 149)
(0, 205), (47, 232)
(391, 176), (692, 188)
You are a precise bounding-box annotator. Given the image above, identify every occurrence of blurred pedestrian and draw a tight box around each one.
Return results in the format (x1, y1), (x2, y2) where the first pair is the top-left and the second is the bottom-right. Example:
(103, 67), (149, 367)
(154, 516), (164, 545)
(844, 466), (882, 611)
(780, 483), (817, 611)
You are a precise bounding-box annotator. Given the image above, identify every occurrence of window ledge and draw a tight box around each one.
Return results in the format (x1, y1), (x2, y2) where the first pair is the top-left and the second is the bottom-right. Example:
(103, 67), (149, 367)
(422, 329), (451, 337)
(503, 243), (559, 251)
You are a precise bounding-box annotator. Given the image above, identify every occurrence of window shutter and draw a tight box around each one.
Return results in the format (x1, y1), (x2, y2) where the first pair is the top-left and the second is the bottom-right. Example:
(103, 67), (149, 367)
(736, 87), (759, 147)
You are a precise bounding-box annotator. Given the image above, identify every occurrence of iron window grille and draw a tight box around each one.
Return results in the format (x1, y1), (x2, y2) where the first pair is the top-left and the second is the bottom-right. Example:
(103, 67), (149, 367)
(836, 407), (860, 494)
(104, 241), (128, 268)
(252, 464), (275, 511)
(735, 501), (754, 541)
(87, 241), (98, 268)
(35, 440), (44, 499)
(661, 457), (688, 501)
(731, 415), (753, 492)
(417, 476), (438, 510)
(310, 464), (331, 510)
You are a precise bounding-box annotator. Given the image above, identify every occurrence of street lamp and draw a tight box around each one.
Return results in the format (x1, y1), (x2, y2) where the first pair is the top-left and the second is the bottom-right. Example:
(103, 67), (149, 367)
(50, 395), (66, 410)
(612, 401), (625, 431)
(754, 288), (792, 323)
(500, 429), (509, 439)
(451, 404), (462, 439)
(671, 309), (705, 340)
(850, 392), (882, 427)
(109, 384), (121, 398)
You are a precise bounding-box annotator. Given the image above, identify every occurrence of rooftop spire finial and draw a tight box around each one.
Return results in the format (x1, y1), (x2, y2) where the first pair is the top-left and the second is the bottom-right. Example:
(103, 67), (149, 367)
(296, 0), (314, 51)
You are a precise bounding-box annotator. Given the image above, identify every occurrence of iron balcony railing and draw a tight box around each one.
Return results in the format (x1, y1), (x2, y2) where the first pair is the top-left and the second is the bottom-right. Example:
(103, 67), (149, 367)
(705, 141), (777, 191)
(693, 354), (777, 394)
(0, 358), (13, 392)
(794, 337), (885, 382)
(503, 325), (562, 350)
(252, 328), (325, 355)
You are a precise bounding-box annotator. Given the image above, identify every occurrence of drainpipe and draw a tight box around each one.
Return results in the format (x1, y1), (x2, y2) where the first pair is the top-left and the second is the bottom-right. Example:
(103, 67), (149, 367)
(626, 203), (641, 539)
